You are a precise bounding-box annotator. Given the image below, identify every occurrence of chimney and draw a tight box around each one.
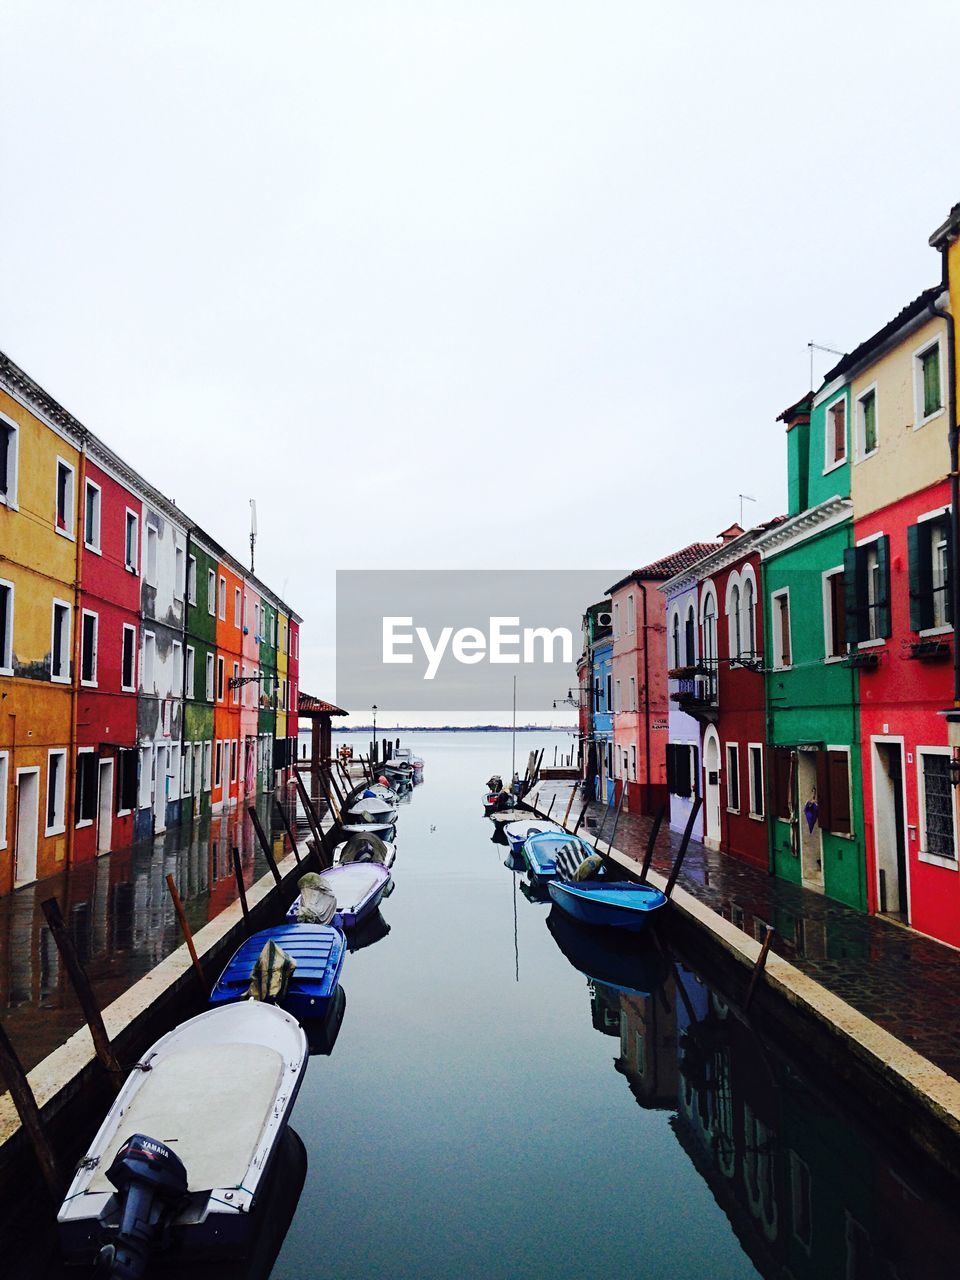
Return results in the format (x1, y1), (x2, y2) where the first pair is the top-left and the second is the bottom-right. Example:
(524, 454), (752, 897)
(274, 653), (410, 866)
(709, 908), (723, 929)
(717, 523), (745, 545)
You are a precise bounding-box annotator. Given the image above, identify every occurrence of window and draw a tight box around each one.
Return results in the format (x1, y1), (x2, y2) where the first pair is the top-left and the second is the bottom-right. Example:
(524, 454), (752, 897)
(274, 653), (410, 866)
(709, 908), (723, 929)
(203, 741), (213, 791)
(741, 576), (756, 657)
(216, 655), (225, 702)
(185, 646), (195, 698)
(187, 555), (197, 605)
(125, 510), (139, 572)
(826, 397), (846, 468)
(55, 459), (75, 534)
(908, 514), (952, 632)
(182, 750), (193, 796)
(75, 750), (98, 825)
(146, 525), (158, 585)
(205, 652), (215, 701)
(605, 672), (612, 711)
(748, 744), (764, 819)
(771, 747), (794, 820)
(919, 750), (956, 862)
(0, 579), (13, 673)
(232, 661), (240, 704)
(84, 480), (101, 552)
(175, 545), (186, 600)
(215, 741), (223, 789)
(80, 611), (98, 685)
(612, 601), (620, 638)
(615, 679), (621, 713)
(726, 743), (740, 812)
(207, 568), (216, 615)
(916, 339), (943, 424)
(0, 414), (18, 505)
(121, 625), (136, 691)
(728, 583), (741, 660)
(172, 640), (183, 697)
(771, 590), (791, 669)
(230, 739), (238, 785)
(701, 588), (718, 698)
(142, 631), (156, 692)
(626, 594), (635, 634)
(684, 605), (696, 666)
(815, 748), (851, 835)
(671, 611), (681, 668)
(46, 750), (66, 834)
(139, 745), (153, 809)
(0, 753), (7, 848)
(629, 676), (636, 711)
(51, 601), (71, 681)
(823, 568), (847, 659)
(856, 387), (878, 458)
(666, 743), (698, 798)
(234, 587), (242, 628)
(117, 748), (138, 814)
(218, 576), (226, 621)
(843, 537), (891, 644)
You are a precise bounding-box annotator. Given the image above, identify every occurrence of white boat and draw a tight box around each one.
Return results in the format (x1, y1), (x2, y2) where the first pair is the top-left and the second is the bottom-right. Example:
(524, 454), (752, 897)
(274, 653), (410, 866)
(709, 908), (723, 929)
(341, 794), (398, 833)
(390, 746), (424, 775)
(332, 832), (397, 869)
(58, 1002), (308, 1275)
(503, 819), (565, 854)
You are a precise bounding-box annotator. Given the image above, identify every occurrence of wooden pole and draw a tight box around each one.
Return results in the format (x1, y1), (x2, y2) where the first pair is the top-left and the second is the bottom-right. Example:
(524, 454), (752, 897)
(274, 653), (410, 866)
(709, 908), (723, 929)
(0, 1019), (64, 1200)
(605, 783), (627, 853)
(41, 898), (122, 1084)
(639, 804), (666, 883)
(295, 771), (327, 851)
(663, 796), (703, 898)
(274, 797), (301, 863)
(248, 806), (282, 886)
(545, 794), (556, 818)
(232, 848), (250, 924)
(572, 798), (590, 835)
(314, 768), (342, 825)
(562, 785), (576, 829)
(326, 766), (347, 807)
(164, 875), (207, 995)
(593, 795), (613, 849)
(744, 926), (777, 1010)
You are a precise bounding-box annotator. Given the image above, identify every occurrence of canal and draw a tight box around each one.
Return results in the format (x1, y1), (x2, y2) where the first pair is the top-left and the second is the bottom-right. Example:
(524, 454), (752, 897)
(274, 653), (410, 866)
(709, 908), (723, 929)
(8, 731), (960, 1278)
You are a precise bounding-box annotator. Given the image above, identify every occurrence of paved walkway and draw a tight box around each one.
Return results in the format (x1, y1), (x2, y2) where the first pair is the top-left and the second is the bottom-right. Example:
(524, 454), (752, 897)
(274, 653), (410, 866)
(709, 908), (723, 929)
(566, 793), (960, 1081)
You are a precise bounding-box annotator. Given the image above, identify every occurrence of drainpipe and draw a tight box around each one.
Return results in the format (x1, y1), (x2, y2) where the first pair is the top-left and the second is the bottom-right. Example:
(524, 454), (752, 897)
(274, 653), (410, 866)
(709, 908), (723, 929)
(638, 583), (652, 812)
(67, 435), (88, 868)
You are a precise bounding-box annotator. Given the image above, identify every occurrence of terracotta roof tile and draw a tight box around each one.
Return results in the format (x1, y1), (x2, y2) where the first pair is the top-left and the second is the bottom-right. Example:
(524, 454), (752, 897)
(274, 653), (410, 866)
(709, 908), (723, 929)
(298, 692), (348, 716)
(607, 542), (721, 592)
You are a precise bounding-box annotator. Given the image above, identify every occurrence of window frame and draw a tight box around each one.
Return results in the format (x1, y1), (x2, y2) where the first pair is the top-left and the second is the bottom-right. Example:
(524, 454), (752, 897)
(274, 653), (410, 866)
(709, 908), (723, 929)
(74, 745), (97, 828)
(218, 575), (227, 621)
(171, 639), (183, 698)
(45, 748), (67, 836)
(174, 544), (186, 602)
(823, 392), (847, 474)
(142, 629), (157, 694)
(234, 587), (242, 629)
(121, 623), (137, 692)
(83, 478), (102, 554)
(0, 577), (14, 675)
(207, 568), (216, 615)
(771, 588), (792, 671)
(0, 751), (8, 848)
(747, 743), (764, 820)
(187, 554), (197, 605)
(124, 509), (140, 574)
(80, 608), (99, 687)
(854, 383), (879, 462)
(145, 523), (159, 586)
(0, 412), (20, 509)
(911, 506), (953, 637)
(185, 645), (195, 699)
(917, 746), (959, 869)
(216, 654), (225, 702)
(913, 335), (944, 429)
(50, 599), (72, 683)
(821, 566), (847, 663)
(725, 742), (740, 814)
(54, 457), (76, 540)
(205, 652), (215, 702)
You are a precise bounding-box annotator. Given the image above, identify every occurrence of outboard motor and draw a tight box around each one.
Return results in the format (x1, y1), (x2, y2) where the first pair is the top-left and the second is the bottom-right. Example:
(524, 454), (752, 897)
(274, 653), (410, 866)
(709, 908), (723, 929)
(97, 1134), (188, 1279)
(486, 775), (502, 793)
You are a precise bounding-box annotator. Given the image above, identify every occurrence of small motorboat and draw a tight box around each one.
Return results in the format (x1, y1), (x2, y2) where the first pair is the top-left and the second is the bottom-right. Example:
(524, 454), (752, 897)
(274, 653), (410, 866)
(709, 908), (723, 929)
(57, 1002), (308, 1276)
(489, 807), (530, 825)
(287, 864), (391, 929)
(521, 831), (597, 884)
(547, 877), (668, 933)
(332, 832), (396, 869)
(390, 746), (424, 777)
(209, 924), (347, 1023)
(340, 792), (398, 833)
(503, 818), (564, 854)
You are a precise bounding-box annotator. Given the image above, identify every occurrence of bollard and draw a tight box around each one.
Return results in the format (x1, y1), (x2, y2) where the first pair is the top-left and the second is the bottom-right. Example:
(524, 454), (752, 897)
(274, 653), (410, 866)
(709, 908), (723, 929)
(572, 798), (590, 835)
(562, 785), (576, 829)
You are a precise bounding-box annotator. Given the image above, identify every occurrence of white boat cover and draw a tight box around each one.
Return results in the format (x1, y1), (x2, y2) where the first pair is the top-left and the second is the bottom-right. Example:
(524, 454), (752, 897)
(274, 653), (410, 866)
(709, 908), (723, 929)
(295, 872), (338, 924)
(322, 864), (385, 911)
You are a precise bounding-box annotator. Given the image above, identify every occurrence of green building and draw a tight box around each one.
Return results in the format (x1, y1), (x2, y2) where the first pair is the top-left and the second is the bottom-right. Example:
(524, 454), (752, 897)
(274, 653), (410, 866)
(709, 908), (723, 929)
(183, 533), (217, 821)
(258, 596), (278, 786)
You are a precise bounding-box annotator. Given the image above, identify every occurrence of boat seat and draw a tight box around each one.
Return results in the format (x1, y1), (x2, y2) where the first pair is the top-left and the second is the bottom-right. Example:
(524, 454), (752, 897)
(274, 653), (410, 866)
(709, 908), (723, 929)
(88, 1043), (284, 1194)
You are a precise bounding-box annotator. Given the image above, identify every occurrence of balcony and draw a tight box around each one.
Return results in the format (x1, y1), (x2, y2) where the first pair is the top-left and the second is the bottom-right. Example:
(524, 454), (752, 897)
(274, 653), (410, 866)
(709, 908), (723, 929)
(670, 668), (719, 722)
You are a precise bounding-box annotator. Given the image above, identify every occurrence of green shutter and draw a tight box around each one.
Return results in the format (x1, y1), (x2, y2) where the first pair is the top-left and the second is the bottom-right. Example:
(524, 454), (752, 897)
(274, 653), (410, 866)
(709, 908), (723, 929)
(876, 535), (892, 638)
(843, 546), (861, 645)
(923, 348), (942, 418)
(907, 522), (932, 632)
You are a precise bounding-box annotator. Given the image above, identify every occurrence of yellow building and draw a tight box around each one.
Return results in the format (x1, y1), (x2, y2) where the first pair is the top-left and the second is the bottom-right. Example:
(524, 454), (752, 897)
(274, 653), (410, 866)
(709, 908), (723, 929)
(277, 607), (289, 750)
(0, 372), (84, 891)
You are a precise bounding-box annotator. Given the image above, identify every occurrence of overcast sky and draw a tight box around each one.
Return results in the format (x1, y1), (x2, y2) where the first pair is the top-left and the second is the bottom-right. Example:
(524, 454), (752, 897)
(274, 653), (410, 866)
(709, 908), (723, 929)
(3, 2), (959, 713)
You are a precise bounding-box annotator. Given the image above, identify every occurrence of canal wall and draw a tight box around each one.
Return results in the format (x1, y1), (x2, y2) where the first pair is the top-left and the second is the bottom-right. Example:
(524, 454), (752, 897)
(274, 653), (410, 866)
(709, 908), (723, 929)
(0, 836), (320, 1194)
(607, 844), (960, 1176)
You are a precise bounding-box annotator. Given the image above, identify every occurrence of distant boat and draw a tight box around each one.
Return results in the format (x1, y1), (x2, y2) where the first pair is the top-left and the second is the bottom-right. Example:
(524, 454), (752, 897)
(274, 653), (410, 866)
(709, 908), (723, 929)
(489, 807), (529, 824)
(58, 1002), (308, 1276)
(287, 864), (391, 929)
(332, 832), (396, 869)
(521, 831), (596, 884)
(503, 819), (564, 855)
(547, 878), (668, 933)
(340, 793), (397, 833)
(209, 925), (347, 1023)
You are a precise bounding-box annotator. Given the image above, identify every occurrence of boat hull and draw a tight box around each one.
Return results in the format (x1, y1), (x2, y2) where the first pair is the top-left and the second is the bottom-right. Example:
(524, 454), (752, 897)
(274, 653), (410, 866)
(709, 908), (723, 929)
(521, 832), (595, 884)
(547, 880), (667, 932)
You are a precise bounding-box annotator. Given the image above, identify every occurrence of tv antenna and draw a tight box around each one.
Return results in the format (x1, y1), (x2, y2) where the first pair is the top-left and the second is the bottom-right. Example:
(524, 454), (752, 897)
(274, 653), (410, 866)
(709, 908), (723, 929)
(249, 499), (258, 573)
(808, 341), (844, 391)
(738, 493), (756, 526)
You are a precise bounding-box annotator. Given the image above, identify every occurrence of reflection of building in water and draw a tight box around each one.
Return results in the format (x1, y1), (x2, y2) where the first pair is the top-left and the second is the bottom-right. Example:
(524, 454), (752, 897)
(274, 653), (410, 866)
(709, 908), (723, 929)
(611, 962), (960, 1280)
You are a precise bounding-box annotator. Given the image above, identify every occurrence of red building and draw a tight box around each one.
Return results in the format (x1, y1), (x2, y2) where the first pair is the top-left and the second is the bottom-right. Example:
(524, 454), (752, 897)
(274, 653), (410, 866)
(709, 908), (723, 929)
(287, 617), (300, 765)
(74, 449), (142, 863)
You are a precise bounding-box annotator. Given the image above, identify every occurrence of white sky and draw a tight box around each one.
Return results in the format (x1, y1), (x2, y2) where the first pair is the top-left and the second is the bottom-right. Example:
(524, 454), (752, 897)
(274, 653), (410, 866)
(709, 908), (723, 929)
(3, 2), (959, 713)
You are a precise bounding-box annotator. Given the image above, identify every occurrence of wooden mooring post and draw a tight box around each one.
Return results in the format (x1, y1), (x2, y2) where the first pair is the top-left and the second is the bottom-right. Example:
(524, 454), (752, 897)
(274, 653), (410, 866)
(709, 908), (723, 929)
(294, 772), (334, 867)
(638, 804), (666, 883)
(744, 925), (777, 1011)
(41, 898), (123, 1086)
(274, 797), (302, 864)
(248, 806), (282, 887)
(232, 847), (250, 924)
(663, 796), (703, 899)
(164, 875), (208, 996)
(604, 784), (626, 854)
(572, 798), (590, 835)
(545, 794), (556, 819)
(562, 785), (576, 829)
(0, 1019), (64, 1200)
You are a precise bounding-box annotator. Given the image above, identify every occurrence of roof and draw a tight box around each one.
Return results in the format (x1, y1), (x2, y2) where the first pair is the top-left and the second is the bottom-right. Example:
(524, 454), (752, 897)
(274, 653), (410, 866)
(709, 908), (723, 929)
(607, 543), (721, 593)
(929, 204), (960, 250)
(298, 692), (348, 717)
(658, 516), (788, 592)
(776, 392), (813, 424)
(823, 285), (942, 383)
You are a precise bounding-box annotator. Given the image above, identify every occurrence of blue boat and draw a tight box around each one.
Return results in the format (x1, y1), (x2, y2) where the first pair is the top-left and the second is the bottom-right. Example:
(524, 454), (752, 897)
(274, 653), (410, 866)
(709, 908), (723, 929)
(503, 819), (564, 855)
(547, 878), (668, 933)
(521, 831), (596, 884)
(209, 924), (347, 1022)
(287, 864), (391, 929)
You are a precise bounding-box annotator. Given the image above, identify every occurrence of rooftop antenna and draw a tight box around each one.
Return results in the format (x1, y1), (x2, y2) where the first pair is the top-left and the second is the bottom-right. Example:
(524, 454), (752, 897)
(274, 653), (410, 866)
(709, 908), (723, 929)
(808, 341), (845, 392)
(249, 499), (257, 573)
(738, 494), (756, 526)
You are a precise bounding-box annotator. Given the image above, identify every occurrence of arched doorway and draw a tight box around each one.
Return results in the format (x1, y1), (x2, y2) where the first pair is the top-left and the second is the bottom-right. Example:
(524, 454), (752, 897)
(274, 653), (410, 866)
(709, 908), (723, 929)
(703, 726), (721, 848)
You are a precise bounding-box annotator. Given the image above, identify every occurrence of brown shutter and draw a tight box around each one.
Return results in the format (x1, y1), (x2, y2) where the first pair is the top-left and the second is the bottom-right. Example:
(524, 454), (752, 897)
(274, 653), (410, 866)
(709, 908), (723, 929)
(815, 751), (833, 833)
(828, 751), (851, 833)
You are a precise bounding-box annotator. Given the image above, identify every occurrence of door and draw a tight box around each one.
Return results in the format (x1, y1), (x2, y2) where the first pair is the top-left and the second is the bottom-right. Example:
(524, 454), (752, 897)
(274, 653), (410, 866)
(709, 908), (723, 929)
(797, 751), (824, 890)
(154, 745), (167, 833)
(872, 741), (908, 918)
(97, 759), (114, 854)
(15, 769), (39, 885)
(703, 729), (721, 847)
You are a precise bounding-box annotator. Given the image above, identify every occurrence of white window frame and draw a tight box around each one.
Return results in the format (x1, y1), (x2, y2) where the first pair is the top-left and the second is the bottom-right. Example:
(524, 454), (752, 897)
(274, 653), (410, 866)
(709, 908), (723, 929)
(207, 568), (216, 615)
(45, 748), (67, 836)
(771, 588), (791, 671)
(232, 661), (240, 704)
(83, 478), (102, 554)
(218, 575), (227, 621)
(185, 645), (195, 699)
(230, 739), (238, 785)
(205, 652), (215, 702)
(822, 392), (847, 474)
(216, 654), (225, 702)
(215, 740), (224, 789)
(121, 624), (137, 692)
(747, 742), (764, 820)
(629, 676), (636, 711)
(917, 746), (959, 869)
(203, 740), (213, 791)
(821, 566), (846, 664)
(50, 599), (72, 683)
(172, 640), (183, 698)
(854, 382), (879, 462)
(0, 751), (8, 848)
(142, 630), (157, 694)
(187, 554), (197, 605)
(725, 742), (740, 813)
(80, 609), (99, 687)
(913, 335), (944, 429)
(174, 544), (186, 601)
(75, 745), (96, 828)
(916, 505), (954, 637)
(726, 577), (742, 662)
(234, 587), (242, 629)
(0, 577), (13, 675)
(139, 744), (153, 809)
(0, 411), (20, 509)
(124, 508), (139, 574)
(615, 679), (621, 713)
(740, 566), (758, 659)
(145, 524), (159, 586)
(54, 457), (76, 540)
(612, 601), (620, 639)
(626, 594), (635, 635)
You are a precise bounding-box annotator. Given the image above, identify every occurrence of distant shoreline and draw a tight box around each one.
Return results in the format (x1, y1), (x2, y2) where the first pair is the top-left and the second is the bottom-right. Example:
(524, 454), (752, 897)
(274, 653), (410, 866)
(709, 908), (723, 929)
(326, 725), (575, 734)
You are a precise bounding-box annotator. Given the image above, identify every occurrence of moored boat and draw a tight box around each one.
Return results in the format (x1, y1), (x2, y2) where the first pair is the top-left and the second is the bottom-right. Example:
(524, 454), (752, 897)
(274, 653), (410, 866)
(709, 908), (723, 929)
(332, 832), (396, 868)
(521, 831), (596, 884)
(503, 818), (564, 854)
(209, 924), (347, 1022)
(287, 863), (391, 929)
(340, 793), (398, 833)
(547, 877), (668, 933)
